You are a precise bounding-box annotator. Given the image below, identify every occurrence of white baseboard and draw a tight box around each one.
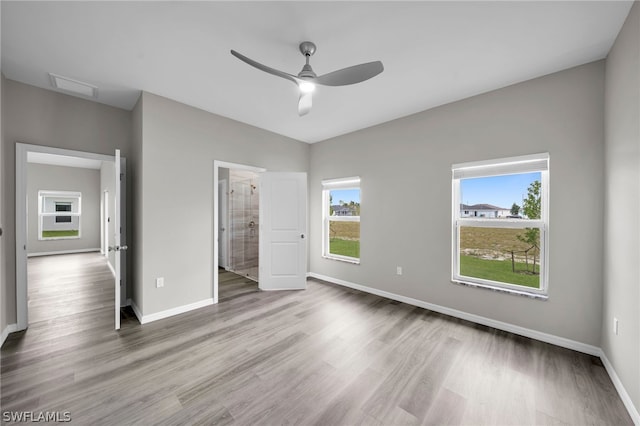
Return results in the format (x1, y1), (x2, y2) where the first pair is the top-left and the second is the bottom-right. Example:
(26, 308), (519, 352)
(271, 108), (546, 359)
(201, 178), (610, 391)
(599, 350), (640, 425)
(307, 272), (600, 356)
(28, 248), (101, 257)
(1, 324), (19, 347)
(131, 298), (214, 325)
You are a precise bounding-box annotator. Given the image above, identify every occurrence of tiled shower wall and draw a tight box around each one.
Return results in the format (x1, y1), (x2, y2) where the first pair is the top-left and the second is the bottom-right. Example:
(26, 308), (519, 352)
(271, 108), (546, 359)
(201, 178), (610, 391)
(229, 169), (259, 281)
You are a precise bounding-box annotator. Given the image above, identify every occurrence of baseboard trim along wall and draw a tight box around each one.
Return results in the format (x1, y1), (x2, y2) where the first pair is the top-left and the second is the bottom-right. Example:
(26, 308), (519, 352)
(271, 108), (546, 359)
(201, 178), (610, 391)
(307, 272), (639, 424)
(1, 324), (19, 347)
(27, 248), (101, 257)
(130, 298), (214, 325)
(600, 350), (640, 426)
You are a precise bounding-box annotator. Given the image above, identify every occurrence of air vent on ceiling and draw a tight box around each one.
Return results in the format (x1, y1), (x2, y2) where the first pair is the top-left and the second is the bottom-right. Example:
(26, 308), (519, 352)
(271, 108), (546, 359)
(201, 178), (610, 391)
(49, 73), (98, 98)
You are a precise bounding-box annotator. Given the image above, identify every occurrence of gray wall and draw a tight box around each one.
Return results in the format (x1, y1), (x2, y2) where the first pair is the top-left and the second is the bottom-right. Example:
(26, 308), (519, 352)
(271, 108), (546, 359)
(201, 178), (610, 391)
(310, 61), (605, 346)
(27, 163), (100, 255)
(135, 92), (309, 316)
(603, 2), (640, 413)
(1, 79), (131, 328)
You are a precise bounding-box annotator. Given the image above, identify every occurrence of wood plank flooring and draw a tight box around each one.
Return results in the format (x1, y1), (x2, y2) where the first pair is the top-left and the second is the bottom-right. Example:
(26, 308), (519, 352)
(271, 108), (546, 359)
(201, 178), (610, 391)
(1, 256), (632, 425)
(26, 253), (114, 324)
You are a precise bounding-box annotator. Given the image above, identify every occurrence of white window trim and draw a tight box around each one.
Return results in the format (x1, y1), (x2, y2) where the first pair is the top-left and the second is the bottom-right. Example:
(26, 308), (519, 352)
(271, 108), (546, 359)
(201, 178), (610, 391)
(322, 177), (361, 264)
(451, 153), (549, 298)
(38, 190), (82, 240)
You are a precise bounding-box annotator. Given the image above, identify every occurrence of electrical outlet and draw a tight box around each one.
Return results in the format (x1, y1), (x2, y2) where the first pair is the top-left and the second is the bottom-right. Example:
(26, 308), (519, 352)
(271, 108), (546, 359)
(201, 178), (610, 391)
(613, 317), (619, 335)
(156, 277), (164, 288)
(396, 266), (402, 275)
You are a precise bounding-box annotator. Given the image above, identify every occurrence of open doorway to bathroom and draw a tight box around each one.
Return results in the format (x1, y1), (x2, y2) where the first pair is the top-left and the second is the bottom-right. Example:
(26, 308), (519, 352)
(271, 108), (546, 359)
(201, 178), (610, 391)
(217, 166), (260, 301)
(228, 169), (259, 280)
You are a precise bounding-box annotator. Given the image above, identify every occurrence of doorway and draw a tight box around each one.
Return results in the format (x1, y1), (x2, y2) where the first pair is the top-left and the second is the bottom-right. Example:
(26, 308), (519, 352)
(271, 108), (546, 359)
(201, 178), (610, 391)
(215, 162), (265, 302)
(213, 160), (308, 304)
(15, 143), (126, 331)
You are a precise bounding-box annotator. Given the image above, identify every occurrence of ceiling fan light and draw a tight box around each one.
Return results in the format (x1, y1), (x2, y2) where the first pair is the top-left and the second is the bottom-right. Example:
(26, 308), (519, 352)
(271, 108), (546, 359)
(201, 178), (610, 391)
(299, 81), (315, 94)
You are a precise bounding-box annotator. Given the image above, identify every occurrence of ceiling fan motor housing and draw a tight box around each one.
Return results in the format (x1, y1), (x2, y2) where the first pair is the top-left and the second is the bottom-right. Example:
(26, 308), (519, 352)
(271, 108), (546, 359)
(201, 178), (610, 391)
(298, 64), (317, 79)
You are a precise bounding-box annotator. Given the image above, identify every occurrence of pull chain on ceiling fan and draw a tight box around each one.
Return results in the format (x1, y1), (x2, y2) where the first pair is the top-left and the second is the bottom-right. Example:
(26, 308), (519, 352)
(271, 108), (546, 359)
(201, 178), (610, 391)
(231, 41), (384, 116)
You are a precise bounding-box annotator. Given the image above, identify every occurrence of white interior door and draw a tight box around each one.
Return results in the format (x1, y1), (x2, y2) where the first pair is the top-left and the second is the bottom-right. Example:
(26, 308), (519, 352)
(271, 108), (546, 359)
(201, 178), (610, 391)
(259, 172), (307, 290)
(113, 149), (124, 330)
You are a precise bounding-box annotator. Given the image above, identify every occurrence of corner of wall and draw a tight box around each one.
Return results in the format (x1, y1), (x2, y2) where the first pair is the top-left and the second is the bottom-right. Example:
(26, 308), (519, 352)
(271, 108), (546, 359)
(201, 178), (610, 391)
(602, 1), (640, 421)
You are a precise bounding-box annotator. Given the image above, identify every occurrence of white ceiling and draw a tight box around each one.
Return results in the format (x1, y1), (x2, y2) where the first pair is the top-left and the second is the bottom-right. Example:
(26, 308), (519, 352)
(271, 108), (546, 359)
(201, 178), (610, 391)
(1, 1), (633, 143)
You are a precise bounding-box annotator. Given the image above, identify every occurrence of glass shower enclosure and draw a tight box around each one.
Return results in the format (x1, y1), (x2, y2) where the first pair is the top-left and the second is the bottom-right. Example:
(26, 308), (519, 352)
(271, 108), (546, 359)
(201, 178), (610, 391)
(228, 169), (259, 281)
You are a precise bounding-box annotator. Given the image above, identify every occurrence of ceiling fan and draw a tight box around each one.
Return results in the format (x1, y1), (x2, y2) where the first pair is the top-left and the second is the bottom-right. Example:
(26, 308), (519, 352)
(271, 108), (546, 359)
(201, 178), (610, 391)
(230, 41), (384, 116)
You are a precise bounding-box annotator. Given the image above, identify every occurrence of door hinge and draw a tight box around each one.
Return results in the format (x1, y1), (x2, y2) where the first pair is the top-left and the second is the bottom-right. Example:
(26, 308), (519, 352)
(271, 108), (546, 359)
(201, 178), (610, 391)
(120, 173), (124, 181)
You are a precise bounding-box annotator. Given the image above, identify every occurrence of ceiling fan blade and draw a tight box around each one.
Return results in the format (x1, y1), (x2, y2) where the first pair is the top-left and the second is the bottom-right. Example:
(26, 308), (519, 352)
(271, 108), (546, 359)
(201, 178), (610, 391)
(314, 61), (384, 86)
(298, 92), (312, 116)
(230, 50), (300, 85)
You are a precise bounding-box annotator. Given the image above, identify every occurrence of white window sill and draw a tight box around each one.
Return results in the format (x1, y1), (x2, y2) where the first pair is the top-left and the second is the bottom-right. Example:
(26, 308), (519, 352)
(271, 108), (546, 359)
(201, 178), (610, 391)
(322, 255), (360, 265)
(451, 278), (548, 300)
(39, 237), (81, 241)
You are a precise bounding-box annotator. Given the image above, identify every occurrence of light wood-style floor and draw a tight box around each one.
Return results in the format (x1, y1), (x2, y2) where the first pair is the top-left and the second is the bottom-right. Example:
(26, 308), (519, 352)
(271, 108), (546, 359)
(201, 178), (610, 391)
(1, 254), (632, 425)
(26, 253), (114, 324)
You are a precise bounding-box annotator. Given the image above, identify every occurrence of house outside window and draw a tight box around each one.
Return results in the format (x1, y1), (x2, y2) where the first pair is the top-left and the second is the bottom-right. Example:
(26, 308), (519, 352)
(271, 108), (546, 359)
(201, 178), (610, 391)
(451, 153), (549, 298)
(38, 191), (82, 240)
(322, 177), (360, 263)
(55, 202), (73, 223)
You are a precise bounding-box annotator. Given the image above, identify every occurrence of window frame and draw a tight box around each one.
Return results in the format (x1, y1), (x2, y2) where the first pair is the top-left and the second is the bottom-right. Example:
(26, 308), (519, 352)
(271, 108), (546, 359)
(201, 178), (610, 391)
(322, 177), (361, 264)
(451, 153), (549, 298)
(38, 190), (82, 240)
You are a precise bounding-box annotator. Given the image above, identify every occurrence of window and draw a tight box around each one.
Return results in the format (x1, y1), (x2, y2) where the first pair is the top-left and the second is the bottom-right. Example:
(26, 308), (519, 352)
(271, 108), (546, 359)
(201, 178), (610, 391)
(38, 191), (82, 240)
(322, 177), (361, 263)
(452, 153), (549, 298)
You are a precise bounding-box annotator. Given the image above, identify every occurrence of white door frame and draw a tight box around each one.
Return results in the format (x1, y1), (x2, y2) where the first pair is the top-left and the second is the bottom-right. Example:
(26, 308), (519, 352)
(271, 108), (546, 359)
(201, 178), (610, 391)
(15, 143), (125, 331)
(213, 161), (265, 303)
(218, 179), (228, 269)
(102, 190), (109, 256)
